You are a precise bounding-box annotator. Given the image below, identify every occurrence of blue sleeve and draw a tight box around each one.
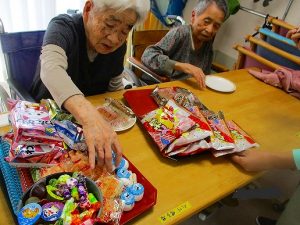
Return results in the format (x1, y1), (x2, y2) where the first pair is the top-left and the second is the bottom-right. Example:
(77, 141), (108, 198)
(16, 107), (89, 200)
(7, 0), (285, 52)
(292, 149), (300, 170)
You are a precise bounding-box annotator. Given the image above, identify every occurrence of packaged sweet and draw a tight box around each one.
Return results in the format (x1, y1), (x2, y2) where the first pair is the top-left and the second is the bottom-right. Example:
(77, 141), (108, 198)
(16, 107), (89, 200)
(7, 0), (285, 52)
(165, 125), (212, 156)
(18, 203), (42, 225)
(120, 191), (135, 211)
(5, 144), (65, 167)
(226, 120), (259, 152)
(151, 86), (177, 106)
(53, 120), (87, 151)
(127, 183), (144, 201)
(204, 111), (236, 151)
(9, 100), (62, 144)
(141, 99), (197, 151)
(99, 198), (123, 223)
(41, 99), (75, 122)
(151, 87), (208, 111)
(168, 139), (211, 157)
(41, 201), (64, 222)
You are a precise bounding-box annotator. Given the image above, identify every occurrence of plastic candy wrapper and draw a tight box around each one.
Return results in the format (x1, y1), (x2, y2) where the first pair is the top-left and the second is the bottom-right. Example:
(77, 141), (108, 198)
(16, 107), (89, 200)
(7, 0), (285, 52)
(141, 99), (197, 151)
(226, 120), (259, 151)
(151, 86), (208, 112)
(54, 120), (87, 151)
(200, 110), (235, 152)
(32, 150), (106, 182)
(40, 99), (75, 122)
(5, 143), (65, 167)
(151, 86), (177, 106)
(99, 198), (123, 224)
(97, 97), (136, 132)
(9, 100), (63, 145)
(95, 174), (123, 199)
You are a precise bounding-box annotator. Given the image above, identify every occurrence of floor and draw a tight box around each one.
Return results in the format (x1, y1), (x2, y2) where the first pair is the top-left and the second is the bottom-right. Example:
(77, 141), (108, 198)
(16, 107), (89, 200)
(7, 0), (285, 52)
(180, 169), (300, 225)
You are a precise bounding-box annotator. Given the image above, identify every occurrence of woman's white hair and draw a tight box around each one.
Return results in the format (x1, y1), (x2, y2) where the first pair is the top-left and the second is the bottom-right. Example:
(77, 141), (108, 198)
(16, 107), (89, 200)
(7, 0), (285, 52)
(92, 0), (150, 24)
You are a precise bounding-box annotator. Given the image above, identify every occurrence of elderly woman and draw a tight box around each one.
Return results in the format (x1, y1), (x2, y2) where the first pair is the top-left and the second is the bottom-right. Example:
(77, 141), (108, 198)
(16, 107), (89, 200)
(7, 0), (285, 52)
(141, 0), (228, 88)
(30, 0), (150, 171)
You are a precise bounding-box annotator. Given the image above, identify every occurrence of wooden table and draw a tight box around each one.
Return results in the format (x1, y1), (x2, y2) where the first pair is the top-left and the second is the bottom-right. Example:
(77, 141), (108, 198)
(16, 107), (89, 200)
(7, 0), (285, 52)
(1, 69), (300, 225)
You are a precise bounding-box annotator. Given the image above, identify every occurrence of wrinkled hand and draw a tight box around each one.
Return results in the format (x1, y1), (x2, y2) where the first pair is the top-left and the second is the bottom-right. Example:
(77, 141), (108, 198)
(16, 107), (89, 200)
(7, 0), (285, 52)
(175, 62), (206, 89)
(82, 108), (122, 171)
(286, 27), (300, 49)
(230, 149), (274, 172)
(64, 95), (122, 172)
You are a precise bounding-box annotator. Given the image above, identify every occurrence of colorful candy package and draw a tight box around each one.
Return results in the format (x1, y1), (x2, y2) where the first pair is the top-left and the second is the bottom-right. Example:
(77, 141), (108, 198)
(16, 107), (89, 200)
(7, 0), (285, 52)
(141, 100), (197, 151)
(53, 120), (87, 151)
(226, 120), (259, 152)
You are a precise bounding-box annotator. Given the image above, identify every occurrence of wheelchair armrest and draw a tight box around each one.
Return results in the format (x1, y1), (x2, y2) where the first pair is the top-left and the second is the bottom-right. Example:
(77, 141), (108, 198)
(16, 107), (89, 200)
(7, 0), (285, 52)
(127, 57), (170, 83)
(7, 78), (36, 102)
(211, 62), (229, 72)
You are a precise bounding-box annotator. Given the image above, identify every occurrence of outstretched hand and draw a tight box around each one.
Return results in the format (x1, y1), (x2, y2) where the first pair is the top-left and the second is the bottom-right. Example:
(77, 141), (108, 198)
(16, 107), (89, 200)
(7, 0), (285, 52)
(175, 62), (206, 89)
(64, 95), (122, 172)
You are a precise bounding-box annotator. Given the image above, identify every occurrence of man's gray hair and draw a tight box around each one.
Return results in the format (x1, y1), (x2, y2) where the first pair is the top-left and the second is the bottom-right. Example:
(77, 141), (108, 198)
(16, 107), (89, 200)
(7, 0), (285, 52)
(92, 0), (150, 24)
(194, 0), (228, 19)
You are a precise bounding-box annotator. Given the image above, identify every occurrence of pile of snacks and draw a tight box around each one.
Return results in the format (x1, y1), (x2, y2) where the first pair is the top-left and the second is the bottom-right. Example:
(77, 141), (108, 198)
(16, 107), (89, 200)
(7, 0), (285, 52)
(18, 173), (101, 225)
(4, 100), (65, 166)
(32, 151), (144, 223)
(140, 87), (259, 158)
(2, 98), (148, 224)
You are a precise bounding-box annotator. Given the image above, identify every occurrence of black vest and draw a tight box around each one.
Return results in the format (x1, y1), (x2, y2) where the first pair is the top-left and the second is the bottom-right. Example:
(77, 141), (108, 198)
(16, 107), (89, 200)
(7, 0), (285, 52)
(30, 13), (126, 101)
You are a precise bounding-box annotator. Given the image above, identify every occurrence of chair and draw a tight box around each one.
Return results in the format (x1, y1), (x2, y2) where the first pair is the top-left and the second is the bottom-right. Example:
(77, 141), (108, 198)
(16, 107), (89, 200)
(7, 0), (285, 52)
(127, 29), (171, 83)
(128, 29), (229, 84)
(0, 18), (44, 101)
(234, 44), (281, 70)
(267, 16), (296, 37)
(257, 27), (300, 57)
(246, 35), (300, 70)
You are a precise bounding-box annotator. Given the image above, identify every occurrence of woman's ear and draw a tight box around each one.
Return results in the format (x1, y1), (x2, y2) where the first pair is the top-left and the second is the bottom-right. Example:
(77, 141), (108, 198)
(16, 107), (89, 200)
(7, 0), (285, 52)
(191, 10), (196, 24)
(83, 0), (93, 21)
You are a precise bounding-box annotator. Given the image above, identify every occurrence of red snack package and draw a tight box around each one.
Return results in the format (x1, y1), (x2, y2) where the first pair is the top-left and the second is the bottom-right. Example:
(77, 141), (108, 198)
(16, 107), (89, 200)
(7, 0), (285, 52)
(226, 120), (259, 152)
(141, 100), (197, 151)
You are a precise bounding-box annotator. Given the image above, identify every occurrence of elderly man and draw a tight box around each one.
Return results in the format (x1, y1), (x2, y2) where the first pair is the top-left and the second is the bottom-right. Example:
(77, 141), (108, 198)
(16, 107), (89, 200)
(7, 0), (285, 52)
(30, 0), (150, 171)
(141, 0), (228, 88)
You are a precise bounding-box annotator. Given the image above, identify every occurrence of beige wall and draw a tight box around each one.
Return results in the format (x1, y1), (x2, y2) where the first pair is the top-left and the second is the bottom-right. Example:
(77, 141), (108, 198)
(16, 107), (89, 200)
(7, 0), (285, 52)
(183, 0), (300, 60)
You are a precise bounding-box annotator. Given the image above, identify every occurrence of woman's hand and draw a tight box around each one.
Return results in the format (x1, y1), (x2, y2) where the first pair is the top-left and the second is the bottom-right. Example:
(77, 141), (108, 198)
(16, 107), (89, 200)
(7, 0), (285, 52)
(64, 95), (122, 172)
(174, 62), (206, 89)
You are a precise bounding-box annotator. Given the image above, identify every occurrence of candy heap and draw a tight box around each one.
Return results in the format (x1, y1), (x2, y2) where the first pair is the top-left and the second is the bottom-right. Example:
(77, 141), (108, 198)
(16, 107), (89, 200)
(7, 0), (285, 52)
(141, 87), (259, 158)
(4, 100), (65, 166)
(18, 173), (101, 225)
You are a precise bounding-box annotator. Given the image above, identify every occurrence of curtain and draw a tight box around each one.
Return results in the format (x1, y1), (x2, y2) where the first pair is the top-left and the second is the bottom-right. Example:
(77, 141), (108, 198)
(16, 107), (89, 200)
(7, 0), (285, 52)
(0, 0), (85, 83)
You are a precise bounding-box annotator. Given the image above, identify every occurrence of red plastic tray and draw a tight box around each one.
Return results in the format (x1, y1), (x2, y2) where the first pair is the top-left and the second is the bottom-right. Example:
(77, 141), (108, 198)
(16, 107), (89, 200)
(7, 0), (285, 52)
(17, 155), (157, 224)
(123, 88), (159, 118)
(120, 156), (157, 224)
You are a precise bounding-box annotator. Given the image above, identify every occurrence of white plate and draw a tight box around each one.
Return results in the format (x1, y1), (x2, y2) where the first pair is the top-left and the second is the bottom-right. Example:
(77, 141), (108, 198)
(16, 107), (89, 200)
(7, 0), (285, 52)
(205, 75), (236, 93)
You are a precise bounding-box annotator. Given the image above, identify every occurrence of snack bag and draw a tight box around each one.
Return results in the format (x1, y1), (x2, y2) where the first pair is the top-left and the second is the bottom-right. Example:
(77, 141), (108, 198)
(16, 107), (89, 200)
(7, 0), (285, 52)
(151, 86), (177, 106)
(40, 99), (75, 122)
(226, 120), (259, 152)
(9, 100), (62, 144)
(53, 120), (86, 151)
(204, 111), (235, 151)
(141, 100), (196, 151)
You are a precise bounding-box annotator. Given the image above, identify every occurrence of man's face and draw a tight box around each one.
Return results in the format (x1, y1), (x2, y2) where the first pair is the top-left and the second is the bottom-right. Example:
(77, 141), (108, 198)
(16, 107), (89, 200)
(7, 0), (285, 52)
(84, 2), (137, 54)
(191, 2), (225, 43)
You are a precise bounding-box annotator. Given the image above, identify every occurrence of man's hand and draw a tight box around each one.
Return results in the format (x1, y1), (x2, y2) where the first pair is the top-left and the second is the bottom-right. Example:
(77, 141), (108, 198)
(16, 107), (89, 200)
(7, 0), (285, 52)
(174, 62), (206, 89)
(64, 95), (122, 172)
(286, 27), (300, 49)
